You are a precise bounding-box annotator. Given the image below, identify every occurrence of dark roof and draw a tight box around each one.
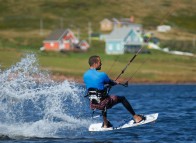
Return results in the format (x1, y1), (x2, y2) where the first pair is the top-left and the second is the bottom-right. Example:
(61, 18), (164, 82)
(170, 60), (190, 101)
(44, 29), (69, 41)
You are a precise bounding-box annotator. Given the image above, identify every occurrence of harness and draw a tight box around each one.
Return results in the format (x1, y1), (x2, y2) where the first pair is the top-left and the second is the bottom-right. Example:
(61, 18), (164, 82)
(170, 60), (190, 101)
(85, 88), (108, 104)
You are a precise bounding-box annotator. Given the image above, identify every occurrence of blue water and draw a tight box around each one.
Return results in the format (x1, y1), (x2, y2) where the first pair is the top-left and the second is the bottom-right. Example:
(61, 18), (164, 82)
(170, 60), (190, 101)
(0, 54), (195, 143)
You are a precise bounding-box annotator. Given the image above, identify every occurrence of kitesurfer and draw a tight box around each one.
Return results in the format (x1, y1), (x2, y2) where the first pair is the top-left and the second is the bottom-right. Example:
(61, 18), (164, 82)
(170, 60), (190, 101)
(83, 55), (145, 128)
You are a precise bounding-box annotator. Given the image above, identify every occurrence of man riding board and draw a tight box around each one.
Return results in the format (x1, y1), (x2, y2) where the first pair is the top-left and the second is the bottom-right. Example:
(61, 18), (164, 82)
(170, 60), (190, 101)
(83, 55), (144, 128)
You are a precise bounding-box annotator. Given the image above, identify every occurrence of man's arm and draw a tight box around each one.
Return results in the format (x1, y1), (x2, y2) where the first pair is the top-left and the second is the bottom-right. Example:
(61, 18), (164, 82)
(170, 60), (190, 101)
(108, 79), (118, 86)
(102, 72), (119, 86)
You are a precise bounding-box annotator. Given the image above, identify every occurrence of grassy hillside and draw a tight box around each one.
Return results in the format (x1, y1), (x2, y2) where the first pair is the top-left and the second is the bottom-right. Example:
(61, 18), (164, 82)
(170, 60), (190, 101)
(0, 0), (196, 83)
(0, 0), (195, 31)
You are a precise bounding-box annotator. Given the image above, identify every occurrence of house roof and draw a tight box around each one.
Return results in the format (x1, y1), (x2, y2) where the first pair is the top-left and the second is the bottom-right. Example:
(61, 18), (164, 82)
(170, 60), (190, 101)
(100, 18), (112, 24)
(112, 18), (120, 24)
(105, 25), (142, 41)
(44, 29), (69, 41)
(105, 26), (132, 40)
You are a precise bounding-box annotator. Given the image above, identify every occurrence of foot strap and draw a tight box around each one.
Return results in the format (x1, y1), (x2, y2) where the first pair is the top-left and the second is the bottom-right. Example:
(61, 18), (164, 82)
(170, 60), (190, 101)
(134, 114), (146, 123)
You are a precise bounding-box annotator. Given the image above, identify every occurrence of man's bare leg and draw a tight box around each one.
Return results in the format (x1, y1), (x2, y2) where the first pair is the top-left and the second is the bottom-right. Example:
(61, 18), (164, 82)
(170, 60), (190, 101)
(102, 110), (108, 128)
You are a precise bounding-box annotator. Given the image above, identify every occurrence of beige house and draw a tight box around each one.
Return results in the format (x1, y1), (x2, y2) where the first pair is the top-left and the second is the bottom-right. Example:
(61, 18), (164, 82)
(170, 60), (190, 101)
(100, 18), (113, 31)
(100, 16), (135, 32)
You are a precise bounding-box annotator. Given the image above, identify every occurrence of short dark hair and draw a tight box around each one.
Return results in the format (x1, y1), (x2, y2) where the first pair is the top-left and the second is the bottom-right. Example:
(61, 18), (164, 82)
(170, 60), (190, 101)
(88, 55), (100, 66)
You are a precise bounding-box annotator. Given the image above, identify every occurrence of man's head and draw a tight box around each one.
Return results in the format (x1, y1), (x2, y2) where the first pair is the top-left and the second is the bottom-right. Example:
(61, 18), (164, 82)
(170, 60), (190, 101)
(88, 55), (102, 70)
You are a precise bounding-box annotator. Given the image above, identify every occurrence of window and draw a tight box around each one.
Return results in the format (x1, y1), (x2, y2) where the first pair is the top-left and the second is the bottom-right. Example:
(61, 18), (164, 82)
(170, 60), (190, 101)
(50, 42), (54, 47)
(108, 44), (113, 51)
(116, 44), (121, 50)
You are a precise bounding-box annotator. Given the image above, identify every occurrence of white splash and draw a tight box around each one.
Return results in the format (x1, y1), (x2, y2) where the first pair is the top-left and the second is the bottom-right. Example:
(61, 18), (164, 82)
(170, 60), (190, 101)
(0, 54), (92, 139)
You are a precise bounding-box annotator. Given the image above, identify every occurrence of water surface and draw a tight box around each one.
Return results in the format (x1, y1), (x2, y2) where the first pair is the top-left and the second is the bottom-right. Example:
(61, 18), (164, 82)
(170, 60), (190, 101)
(0, 54), (195, 143)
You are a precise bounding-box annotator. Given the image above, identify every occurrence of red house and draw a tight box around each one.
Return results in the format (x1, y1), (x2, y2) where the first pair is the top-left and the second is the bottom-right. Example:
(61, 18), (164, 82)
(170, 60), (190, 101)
(41, 29), (89, 51)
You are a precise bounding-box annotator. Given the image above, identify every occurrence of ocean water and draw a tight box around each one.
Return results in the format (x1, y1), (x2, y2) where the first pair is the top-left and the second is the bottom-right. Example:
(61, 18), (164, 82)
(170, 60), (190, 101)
(0, 54), (195, 143)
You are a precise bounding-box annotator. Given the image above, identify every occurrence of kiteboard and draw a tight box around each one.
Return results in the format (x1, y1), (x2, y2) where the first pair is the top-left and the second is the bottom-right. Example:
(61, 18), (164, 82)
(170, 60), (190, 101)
(89, 113), (158, 132)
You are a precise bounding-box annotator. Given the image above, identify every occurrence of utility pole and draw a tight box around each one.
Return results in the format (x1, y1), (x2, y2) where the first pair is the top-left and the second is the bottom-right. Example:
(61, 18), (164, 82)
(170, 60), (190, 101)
(88, 22), (92, 45)
(77, 28), (80, 40)
(60, 18), (64, 29)
(40, 18), (43, 35)
(192, 37), (196, 53)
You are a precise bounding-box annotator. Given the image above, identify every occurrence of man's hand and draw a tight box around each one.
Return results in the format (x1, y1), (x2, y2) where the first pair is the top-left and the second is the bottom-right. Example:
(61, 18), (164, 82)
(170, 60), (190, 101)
(115, 81), (120, 85)
(118, 81), (128, 87)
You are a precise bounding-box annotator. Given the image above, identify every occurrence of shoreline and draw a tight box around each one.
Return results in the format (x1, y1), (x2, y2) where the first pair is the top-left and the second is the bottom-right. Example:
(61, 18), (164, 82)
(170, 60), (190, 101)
(50, 74), (196, 84)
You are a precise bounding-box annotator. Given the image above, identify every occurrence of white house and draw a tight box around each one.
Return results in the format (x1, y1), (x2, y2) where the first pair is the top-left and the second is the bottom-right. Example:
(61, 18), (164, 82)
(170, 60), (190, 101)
(104, 25), (143, 55)
(157, 25), (171, 32)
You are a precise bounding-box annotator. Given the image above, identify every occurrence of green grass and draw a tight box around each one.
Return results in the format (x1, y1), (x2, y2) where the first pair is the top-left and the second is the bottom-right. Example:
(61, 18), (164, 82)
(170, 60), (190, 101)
(0, 0), (195, 32)
(160, 39), (196, 53)
(1, 45), (195, 83)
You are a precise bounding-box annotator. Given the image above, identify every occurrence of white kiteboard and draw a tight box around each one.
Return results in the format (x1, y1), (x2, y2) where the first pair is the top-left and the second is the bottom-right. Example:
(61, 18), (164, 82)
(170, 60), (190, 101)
(89, 113), (158, 132)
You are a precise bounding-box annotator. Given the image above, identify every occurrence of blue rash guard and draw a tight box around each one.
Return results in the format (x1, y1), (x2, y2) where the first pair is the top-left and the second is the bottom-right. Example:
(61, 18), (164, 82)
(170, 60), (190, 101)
(83, 69), (115, 90)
